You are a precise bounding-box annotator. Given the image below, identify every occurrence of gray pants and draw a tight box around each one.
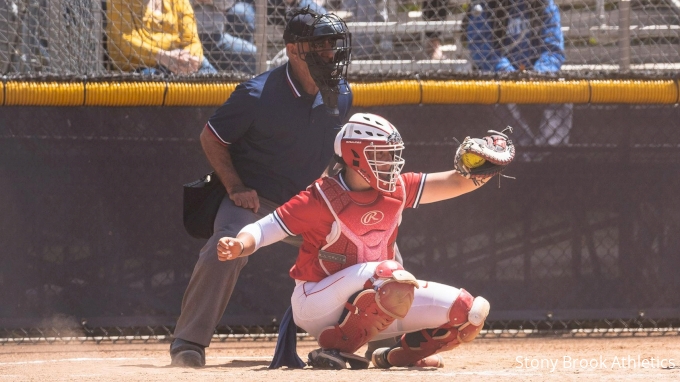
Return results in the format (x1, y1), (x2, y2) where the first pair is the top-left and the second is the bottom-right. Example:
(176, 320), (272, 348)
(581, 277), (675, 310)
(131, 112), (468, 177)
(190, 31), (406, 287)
(173, 195), (299, 347)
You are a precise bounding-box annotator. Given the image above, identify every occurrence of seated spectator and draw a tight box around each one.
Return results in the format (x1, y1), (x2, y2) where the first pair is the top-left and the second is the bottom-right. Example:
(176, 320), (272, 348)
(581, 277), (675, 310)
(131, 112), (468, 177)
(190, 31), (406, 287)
(192, 0), (327, 74)
(192, 0), (257, 74)
(106, 0), (216, 75)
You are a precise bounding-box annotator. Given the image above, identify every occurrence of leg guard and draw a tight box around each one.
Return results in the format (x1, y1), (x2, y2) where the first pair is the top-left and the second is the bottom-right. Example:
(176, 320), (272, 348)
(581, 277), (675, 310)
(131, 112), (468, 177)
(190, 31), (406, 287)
(317, 277), (417, 354)
(381, 289), (490, 367)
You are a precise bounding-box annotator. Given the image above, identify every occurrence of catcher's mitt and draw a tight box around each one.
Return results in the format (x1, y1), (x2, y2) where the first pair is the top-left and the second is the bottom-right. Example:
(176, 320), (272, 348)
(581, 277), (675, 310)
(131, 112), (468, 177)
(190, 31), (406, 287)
(454, 127), (515, 185)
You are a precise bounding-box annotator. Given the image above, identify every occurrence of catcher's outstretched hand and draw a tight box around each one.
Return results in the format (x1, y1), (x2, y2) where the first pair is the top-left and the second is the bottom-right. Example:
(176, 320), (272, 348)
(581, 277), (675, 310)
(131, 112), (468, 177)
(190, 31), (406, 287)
(454, 127), (515, 186)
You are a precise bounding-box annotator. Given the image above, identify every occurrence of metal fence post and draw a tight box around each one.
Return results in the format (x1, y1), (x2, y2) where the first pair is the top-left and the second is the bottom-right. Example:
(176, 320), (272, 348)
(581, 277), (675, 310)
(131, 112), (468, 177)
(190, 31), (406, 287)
(619, 0), (631, 72)
(596, 0), (605, 26)
(255, 0), (267, 75)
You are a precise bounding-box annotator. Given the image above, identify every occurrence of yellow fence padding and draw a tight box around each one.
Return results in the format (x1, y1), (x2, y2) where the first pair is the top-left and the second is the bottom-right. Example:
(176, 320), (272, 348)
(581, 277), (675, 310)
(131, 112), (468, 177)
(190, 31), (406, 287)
(351, 80), (422, 107)
(4, 82), (84, 106)
(2, 79), (678, 107)
(589, 80), (678, 104)
(165, 82), (237, 106)
(85, 82), (166, 106)
(421, 80), (499, 104)
(498, 80), (591, 104)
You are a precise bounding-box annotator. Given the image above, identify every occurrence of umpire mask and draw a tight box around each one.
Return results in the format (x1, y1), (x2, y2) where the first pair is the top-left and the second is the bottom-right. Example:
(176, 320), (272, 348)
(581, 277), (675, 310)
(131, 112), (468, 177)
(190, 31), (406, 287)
(284, 8), (352, 115)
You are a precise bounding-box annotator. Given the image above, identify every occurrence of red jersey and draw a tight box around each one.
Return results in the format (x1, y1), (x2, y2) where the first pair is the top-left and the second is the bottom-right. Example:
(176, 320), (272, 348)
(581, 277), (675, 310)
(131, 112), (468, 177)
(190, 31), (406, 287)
(275, 172), (426, 282)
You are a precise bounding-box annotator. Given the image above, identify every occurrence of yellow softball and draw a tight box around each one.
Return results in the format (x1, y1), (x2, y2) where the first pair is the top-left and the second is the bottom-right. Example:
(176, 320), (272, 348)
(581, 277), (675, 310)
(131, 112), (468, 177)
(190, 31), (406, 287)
(462, 152), (486, 168)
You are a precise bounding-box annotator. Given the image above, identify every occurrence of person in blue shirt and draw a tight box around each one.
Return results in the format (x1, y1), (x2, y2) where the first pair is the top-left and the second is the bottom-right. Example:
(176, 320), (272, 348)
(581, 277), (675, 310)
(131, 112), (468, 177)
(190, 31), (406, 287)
(467, 0), (572, 151)
(467, 0), (564, 72)
(170, 8), (353, 367)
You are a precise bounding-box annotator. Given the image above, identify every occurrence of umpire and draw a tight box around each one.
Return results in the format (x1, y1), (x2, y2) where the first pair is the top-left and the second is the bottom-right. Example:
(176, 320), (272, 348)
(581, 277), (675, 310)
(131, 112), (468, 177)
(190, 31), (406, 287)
(170, 8), (353, 367)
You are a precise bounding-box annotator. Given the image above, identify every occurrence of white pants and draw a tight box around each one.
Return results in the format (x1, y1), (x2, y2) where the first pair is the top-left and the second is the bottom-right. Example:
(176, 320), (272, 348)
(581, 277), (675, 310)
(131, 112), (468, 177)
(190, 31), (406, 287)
(291, 262), (462, 341)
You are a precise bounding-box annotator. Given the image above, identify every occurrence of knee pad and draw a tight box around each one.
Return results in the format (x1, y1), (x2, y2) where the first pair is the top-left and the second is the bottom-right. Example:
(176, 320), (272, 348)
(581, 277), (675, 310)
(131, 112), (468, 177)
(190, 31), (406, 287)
(318, 262), (418, 354)
(455, 294), (490, 344)
(383, 290), (490, 367)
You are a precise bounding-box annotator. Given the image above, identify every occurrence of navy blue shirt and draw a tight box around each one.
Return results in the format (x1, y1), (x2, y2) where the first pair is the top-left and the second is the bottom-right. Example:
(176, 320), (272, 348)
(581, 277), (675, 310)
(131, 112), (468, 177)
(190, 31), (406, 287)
(206, 63), (353, 205)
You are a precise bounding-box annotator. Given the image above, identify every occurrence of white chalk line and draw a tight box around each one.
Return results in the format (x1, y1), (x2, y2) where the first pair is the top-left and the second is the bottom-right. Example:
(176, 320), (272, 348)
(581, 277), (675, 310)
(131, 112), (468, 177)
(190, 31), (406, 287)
(0, 356), (271, 366)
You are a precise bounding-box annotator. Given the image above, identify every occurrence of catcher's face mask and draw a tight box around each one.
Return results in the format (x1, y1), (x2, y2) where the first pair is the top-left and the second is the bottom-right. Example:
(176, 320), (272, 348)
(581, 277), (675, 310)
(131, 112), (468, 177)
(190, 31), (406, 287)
(334, 113), (405, 193)
(284, 8), (351, 115)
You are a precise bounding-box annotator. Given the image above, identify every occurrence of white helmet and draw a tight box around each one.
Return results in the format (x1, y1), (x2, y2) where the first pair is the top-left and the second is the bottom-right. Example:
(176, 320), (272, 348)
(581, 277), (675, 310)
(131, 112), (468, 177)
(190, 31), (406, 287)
(334, 113), (405, 193)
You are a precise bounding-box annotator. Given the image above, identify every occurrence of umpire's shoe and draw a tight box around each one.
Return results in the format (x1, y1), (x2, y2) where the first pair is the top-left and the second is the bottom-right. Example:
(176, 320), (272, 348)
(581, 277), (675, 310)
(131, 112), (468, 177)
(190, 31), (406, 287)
(170, 338), (206, 367)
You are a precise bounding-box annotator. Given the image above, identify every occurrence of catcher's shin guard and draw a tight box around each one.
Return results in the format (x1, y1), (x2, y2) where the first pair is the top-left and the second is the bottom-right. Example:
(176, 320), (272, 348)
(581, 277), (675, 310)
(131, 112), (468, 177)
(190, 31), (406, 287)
(379, 289), (490, 367)
(318, 261), (418, 354)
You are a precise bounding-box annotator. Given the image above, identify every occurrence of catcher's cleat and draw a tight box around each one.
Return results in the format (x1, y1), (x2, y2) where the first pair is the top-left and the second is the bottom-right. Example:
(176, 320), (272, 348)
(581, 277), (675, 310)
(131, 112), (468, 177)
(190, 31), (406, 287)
(307, 348), (347, 370)
(340, 351), (370, 369)
(170, 338), (206, 367)
(371, 347), (393, 369)
(372, 348), (443, 369)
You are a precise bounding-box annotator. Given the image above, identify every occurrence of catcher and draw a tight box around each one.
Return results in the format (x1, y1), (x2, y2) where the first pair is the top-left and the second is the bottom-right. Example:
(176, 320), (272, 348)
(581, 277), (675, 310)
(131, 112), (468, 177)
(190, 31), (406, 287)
(217, 113), (515, 369)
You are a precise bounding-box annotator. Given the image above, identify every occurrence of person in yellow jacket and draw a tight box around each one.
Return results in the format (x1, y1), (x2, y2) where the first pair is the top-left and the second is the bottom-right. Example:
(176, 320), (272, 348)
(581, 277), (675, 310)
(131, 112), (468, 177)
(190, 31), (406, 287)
(106, 0), (216, 74)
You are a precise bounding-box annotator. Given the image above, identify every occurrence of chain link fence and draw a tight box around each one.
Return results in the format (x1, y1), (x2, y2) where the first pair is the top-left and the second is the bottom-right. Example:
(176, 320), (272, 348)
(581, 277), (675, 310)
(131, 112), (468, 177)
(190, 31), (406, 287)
(1, 103), (679, 340)
(1, 0), (679, 78)
(2, 320), (679, 344)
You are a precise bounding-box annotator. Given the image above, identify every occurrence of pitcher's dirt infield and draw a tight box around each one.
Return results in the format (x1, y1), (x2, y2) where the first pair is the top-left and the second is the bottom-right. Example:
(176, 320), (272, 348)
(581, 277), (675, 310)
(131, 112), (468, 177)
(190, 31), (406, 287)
(1, 336), (678, 381)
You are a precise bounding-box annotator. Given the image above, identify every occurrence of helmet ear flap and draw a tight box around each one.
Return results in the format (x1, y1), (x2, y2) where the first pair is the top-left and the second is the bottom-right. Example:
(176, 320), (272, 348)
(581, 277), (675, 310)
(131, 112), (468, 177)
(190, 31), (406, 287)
(334, 125), (347, 157)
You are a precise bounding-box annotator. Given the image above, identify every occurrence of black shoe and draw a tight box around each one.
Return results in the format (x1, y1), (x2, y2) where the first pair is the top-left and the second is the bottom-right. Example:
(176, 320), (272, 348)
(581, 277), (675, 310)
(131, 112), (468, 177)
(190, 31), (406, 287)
(307, 348), (347, 370)
(340, 351), (370, 370)
(170, 338), (206, 367)
(371, 347), (393, 369)
(364, 336), (400, 359)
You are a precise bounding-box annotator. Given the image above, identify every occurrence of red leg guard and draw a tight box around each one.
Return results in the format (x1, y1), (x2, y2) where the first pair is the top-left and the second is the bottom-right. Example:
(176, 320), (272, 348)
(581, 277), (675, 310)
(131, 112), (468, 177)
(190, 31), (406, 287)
(318, 281), (416, 354)
(384, 289), (489, 367)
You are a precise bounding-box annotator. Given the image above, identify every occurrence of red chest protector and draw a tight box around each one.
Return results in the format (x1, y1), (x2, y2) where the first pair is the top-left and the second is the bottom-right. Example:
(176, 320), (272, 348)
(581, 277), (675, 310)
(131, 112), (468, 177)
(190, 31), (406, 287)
(314, 176), (406, 276)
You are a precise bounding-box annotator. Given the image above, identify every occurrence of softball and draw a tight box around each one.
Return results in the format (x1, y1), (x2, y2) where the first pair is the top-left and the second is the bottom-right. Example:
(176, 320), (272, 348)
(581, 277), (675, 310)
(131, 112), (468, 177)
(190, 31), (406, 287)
(462, 152), (486, 168)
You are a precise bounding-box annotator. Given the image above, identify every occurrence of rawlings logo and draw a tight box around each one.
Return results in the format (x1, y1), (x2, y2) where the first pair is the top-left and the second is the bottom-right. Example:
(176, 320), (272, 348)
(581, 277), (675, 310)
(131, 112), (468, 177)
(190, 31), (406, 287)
(361, 210), (384, 225)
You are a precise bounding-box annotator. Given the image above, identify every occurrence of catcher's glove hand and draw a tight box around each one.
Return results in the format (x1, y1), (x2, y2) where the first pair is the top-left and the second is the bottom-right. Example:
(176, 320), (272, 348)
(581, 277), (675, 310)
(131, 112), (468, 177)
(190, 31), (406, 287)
(454, 127), (515, 185)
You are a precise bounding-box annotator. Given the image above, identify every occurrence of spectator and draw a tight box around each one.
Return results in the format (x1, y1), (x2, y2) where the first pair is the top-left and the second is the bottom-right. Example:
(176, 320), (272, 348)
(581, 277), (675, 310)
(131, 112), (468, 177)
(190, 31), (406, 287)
(467, 0), (572, 151)
(106, 0), (216, 75)
(191, 0), (258, 73)
(169, 8), (353, 367)
(422, 0), (448, 59)
(191, 0), (328, 74)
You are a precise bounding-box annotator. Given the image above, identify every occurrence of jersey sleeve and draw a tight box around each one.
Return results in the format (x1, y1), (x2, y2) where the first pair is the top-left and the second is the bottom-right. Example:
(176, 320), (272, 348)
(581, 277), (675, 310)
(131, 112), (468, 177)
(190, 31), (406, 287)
(401, 172), (427, 209)
(205, 82), (259, 145)
(274, 186), (325, 236)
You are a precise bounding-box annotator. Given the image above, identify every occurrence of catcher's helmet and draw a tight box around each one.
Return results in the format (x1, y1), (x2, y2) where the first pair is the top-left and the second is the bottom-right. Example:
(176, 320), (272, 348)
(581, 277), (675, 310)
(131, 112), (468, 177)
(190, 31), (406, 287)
(284, 7), (351, 107)
(334, 113), (405, 193)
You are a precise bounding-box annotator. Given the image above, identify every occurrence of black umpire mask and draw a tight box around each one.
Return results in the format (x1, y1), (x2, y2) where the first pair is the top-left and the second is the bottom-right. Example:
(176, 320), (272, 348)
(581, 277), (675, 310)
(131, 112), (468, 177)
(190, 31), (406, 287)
(284, 8), (352, 115)
(303, 38), (351, 115)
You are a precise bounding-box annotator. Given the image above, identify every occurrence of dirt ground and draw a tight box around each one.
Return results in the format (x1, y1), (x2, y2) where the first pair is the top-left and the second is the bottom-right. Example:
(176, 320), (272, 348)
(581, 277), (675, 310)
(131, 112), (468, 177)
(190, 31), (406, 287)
(1, 335), (679, 382)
